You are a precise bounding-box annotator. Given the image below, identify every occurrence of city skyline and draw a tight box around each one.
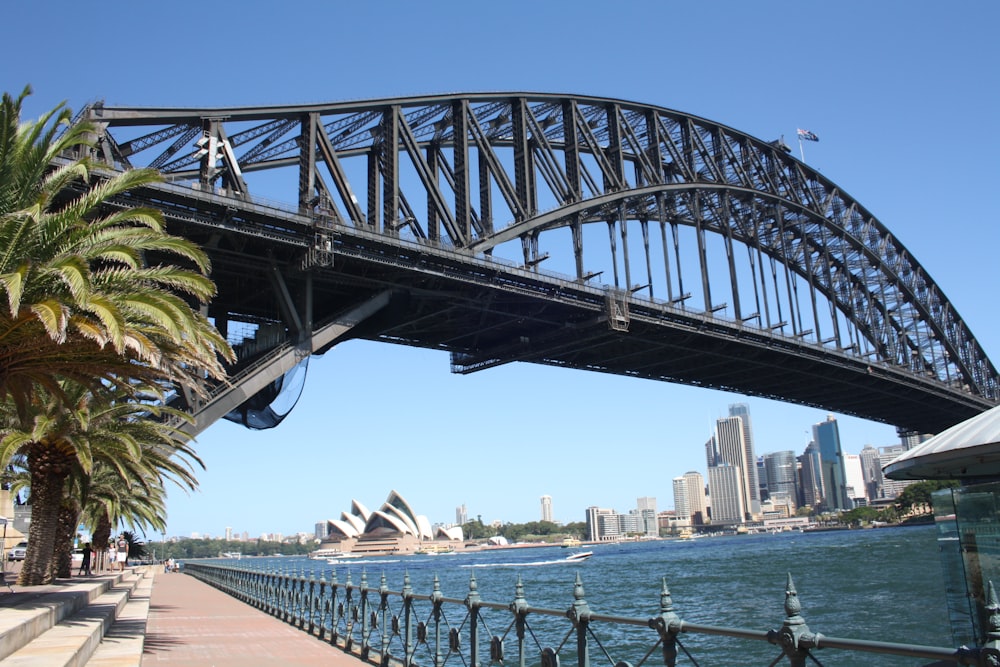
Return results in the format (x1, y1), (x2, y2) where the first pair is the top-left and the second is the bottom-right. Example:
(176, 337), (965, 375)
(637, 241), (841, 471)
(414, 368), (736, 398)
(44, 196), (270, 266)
(176, 406), (909, 541)
(5, 1), (997, 539)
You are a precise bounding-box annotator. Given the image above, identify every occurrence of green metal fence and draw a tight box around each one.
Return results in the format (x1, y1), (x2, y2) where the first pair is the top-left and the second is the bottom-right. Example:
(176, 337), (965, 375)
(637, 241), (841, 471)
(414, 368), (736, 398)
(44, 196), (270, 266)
(182, 561), (992, 666)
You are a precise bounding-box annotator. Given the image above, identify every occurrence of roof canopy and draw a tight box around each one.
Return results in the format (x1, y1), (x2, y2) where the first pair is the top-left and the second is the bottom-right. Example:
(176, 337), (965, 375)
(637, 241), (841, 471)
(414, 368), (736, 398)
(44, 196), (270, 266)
(884, 404), (1000, 480)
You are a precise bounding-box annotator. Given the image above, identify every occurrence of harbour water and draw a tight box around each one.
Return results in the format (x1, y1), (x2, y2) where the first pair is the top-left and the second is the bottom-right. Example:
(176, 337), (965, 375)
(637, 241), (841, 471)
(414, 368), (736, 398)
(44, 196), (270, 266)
(218, 524), (952, 665)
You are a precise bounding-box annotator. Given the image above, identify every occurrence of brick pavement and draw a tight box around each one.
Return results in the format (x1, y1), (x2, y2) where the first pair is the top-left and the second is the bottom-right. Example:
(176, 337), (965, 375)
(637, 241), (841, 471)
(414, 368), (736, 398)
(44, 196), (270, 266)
(143, 568), (368, 666)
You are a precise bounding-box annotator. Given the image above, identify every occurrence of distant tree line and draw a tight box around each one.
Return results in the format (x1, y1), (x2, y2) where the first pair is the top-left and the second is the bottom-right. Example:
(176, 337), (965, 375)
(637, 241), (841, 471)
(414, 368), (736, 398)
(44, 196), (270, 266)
(461, 518), (587, 542)
(838, 480), (959, 527)
(147, 538), (314, 560)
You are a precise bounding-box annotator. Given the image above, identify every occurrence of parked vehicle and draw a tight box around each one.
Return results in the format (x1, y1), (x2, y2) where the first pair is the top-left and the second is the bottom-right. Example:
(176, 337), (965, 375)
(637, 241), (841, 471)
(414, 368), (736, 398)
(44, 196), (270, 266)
(7, 541), (27, 561)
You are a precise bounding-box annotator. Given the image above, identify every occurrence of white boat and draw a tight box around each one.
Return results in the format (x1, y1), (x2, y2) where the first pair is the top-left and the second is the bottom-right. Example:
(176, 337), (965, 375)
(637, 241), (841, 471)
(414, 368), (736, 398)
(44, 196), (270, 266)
(564, 551), (593, 562)
(309, 548), (361, 560)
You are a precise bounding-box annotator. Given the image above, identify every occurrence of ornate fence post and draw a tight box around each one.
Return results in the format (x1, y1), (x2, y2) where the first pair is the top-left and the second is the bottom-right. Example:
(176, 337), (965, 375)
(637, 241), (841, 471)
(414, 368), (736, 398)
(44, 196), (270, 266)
(566, 573), (592, 667)
(431, 575), (445, 667)
(330, 569), (341, 646)
(361, 569), (371, 660)
(308, 572), (317, 635)
(510, 575), (530, 667)
(466, 573), (482, 667)
(345, 570), (355, 652)
(648, 578), (682, 667)
(380, 572), (392, 665)
(403, 571), (415, 667)
(768, 574), (821, 667)
(317, 572), (328, 640)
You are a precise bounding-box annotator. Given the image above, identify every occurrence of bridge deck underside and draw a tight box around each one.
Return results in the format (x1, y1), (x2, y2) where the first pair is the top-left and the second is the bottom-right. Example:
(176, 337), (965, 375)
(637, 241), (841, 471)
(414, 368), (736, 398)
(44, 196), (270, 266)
(175, 205), (981, 436)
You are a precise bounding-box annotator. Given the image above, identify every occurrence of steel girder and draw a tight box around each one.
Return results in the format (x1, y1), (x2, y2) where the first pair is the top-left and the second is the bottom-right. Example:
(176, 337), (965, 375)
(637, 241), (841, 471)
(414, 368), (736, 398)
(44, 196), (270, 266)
(81, 93), (998, 432)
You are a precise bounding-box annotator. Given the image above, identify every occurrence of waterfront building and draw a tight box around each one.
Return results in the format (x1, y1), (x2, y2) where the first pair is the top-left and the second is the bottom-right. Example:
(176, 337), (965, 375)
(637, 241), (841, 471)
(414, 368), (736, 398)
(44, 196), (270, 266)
(540, 495), (553, 523)
(707, 415), (755, 521)
(763, 450), (798, 510)
(729, 403), (762, 517)
(672, 477), (692, 523)
(879, 445), (916, 498)
(859, 444), (885, 500)
(314, 522), (327, 540)
(797, 443), (824, 508)
(317, 490), (462, 555)
(684, 471), (707, 524)
(814, 415), (851, 510)
(844, 453), (866, 505)
(707, 463), (745, 525)
(636, 497), (657, 536)
(757, 456), (768, 501)
(585, 506), (614, 541)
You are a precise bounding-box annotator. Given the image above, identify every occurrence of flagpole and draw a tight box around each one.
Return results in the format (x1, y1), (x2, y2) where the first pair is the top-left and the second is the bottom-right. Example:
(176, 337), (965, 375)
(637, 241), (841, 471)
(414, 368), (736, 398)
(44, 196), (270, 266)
(798, 135), (805, 162)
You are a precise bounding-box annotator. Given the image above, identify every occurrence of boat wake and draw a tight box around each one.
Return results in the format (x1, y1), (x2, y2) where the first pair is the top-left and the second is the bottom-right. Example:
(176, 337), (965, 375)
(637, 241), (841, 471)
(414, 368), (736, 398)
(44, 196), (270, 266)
(462, 554), (592, 568)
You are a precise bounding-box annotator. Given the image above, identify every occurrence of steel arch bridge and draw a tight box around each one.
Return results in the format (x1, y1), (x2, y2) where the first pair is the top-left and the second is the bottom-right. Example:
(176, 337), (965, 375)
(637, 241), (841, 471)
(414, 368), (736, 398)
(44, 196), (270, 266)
(80, 92), (998, 436)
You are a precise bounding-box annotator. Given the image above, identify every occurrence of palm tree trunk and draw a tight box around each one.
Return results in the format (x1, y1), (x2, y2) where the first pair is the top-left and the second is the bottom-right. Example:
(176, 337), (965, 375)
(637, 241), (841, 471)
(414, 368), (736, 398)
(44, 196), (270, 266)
(55, 501), (79, 578)
(18, 445), (71, 586)
(93, 512), (112, 573)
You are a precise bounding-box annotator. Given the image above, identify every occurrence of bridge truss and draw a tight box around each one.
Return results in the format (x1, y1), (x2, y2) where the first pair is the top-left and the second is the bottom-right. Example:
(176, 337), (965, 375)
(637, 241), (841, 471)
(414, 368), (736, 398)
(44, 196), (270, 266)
(80, 93), (998, 435)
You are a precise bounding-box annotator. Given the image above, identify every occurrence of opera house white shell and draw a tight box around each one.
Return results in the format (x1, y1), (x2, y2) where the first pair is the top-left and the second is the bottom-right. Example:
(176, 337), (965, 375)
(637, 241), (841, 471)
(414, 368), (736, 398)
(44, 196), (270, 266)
(317, 490), (464, 556)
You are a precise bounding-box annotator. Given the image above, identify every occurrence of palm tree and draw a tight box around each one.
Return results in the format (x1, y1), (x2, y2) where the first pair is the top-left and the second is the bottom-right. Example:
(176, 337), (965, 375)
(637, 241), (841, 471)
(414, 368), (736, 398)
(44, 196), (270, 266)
(79, 436), (200, 574)
(0, 87), (233, 416)
(0, 87), (233, 584)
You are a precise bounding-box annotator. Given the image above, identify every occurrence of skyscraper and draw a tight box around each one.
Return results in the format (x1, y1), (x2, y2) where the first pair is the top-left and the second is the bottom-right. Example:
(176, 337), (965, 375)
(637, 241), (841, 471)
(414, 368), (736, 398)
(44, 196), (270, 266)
(673, 477), (692, 521)
(763, 450), (798, 507)
(456, 504), (468, 526)
(798, 443), (824, 508)
(707, 463), (745, 525)
(540, 495), (553, 523)
(673, 472), (706, 525)
(636, 497), (657, 536)
(859, 444), (884, 500)
(729, 403), (762, 517)
(708, 415), (756, 521)
(814, 415), (850, 510)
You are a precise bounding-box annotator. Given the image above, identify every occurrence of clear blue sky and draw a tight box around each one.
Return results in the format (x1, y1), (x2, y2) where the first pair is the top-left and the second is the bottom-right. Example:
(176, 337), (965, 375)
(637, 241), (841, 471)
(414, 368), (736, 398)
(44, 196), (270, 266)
(4, 1), (998, 538)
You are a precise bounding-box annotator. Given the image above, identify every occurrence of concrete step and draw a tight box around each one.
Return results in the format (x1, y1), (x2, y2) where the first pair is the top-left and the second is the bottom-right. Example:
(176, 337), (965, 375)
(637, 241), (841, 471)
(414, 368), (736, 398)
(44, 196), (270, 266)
(85, 570), (153, 667)
(0, 567), (149, 667)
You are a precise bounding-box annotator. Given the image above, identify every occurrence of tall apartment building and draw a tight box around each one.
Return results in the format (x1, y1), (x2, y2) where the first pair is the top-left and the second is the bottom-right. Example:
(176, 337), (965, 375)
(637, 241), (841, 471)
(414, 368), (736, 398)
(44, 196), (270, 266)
(763, 450), (798, 510)
(814, 415), (850, 510)
(844, 453), (866, 505)
(859, 444), (885, 500)
(707, 415), (755, 522)
(707, 463), (745, 525)
(729, 403), (761, 516)
(456, 504), (468, 526)
(636, 497), (657, 536)
(673, 471), (706, 525)
(879, 445), (917, 498)
(540, 495), (553, 523)
(586, 507), (616, 541)
(798, 443), (825, 508)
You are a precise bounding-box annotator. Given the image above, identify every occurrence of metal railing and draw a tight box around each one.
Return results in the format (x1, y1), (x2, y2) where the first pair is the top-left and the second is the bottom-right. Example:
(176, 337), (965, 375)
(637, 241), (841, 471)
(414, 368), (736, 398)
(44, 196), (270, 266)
(181, 562), (994, 667)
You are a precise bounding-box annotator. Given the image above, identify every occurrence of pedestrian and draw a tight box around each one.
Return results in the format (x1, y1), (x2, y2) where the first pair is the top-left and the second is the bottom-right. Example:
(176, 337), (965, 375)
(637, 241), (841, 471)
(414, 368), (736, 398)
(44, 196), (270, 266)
(78, 542), (92, 576)
(115, 534), (128, 571)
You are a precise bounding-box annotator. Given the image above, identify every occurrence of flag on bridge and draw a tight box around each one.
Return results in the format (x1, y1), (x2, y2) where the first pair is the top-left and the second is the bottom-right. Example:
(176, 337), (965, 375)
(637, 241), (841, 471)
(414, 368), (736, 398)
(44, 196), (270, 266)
(797, 128), (819, 142)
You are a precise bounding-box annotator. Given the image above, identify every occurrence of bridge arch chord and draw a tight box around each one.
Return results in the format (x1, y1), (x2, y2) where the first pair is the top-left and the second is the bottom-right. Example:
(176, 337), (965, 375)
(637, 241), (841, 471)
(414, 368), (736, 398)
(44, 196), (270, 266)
(81, 93), (998, 412)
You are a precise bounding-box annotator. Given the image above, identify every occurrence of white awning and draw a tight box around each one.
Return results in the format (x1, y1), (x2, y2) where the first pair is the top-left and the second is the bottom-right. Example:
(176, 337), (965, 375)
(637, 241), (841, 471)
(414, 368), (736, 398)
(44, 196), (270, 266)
(884, 404), (1000, 480)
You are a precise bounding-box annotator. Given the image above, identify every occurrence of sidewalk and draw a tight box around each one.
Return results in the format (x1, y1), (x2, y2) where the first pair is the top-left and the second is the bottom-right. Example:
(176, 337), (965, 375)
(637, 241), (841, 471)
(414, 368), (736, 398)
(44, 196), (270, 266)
(143, 569), (368, 666)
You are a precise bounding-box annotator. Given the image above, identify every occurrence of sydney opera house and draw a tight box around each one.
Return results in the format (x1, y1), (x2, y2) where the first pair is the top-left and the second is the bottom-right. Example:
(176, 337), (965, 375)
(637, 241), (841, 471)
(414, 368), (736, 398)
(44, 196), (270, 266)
(316, 490), (465, 556)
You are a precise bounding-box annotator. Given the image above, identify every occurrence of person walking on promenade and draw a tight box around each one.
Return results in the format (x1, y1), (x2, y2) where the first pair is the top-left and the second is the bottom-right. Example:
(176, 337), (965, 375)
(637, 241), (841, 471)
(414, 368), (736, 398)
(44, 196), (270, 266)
(78, 542), (92, 576)
(115, 535), (128, 571)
